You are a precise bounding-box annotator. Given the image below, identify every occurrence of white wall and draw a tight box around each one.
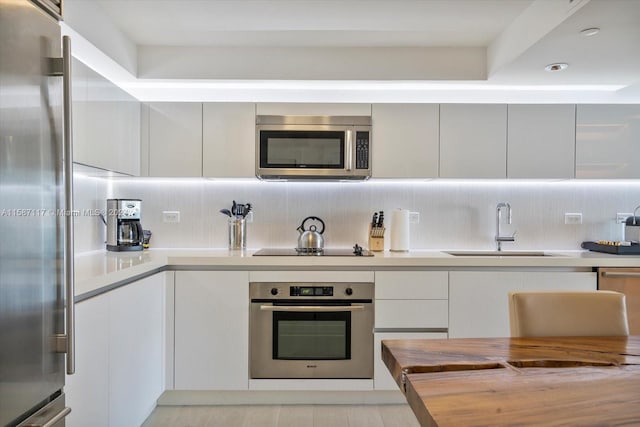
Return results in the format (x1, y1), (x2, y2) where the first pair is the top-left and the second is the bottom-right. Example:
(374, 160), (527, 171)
(73, 179), (640, 251)
(63, 1), (138, 76)
(73, 171), (113, 253)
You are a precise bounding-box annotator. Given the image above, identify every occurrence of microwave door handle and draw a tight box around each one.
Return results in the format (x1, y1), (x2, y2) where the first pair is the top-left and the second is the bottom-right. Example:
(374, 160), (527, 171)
(260, 305), (365, 312)
(345, 130), (353, 171)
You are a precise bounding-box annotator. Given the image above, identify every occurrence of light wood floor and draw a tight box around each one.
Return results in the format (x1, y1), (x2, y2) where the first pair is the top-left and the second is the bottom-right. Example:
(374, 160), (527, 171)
(141, 404), (420, 427)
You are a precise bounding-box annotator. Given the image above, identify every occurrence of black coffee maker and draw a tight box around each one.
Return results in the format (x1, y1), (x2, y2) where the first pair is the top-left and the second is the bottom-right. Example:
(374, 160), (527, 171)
(106, 199), (143, 251)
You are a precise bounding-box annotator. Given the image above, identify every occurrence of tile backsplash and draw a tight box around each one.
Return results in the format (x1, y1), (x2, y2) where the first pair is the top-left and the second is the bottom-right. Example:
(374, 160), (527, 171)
(74, 172), (640, 252)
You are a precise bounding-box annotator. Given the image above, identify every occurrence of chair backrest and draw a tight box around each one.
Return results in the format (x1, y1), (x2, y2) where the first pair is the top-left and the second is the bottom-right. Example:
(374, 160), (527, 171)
(508, 291), (629, 337)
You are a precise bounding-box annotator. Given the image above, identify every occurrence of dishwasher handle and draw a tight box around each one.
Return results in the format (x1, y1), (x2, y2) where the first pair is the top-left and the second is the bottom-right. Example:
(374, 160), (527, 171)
(601, 271), (640, 279)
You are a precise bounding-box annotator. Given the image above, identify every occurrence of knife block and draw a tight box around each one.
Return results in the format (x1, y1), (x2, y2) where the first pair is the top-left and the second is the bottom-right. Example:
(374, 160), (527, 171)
(368, 225), (385, 252)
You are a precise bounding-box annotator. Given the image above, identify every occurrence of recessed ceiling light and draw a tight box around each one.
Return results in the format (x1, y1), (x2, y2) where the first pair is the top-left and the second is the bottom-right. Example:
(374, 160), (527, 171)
(580, 27), (600, 37)
(545, 63), (569, 72)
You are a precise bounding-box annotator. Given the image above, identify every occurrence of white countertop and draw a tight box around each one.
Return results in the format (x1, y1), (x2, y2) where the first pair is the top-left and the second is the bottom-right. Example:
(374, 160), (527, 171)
(74, 248), (640, 300)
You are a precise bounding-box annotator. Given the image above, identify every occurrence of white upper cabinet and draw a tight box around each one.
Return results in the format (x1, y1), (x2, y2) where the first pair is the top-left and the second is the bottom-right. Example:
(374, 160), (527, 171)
(72, 58), (140, 176)
(439, 104), (507, 178)
(576, 104), (640, 179)
(256, 103), (371, 116)
(203, 103), (255, 178)
(146, 102), (203, 177)
(507, 104), (576, 179)
(372, 104), (439, 178)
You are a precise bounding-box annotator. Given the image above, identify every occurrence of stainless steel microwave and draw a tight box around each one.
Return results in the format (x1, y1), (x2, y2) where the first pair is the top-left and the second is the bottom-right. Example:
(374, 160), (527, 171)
(255, 115), (372, 180)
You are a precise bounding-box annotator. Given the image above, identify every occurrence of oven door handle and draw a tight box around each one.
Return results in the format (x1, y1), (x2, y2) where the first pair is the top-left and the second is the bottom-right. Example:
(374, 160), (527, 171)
(260, 305), (365, 312)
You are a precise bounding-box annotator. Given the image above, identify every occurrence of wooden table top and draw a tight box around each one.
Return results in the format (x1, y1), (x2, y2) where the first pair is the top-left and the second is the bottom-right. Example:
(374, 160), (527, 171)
(382, 336), (640, 427)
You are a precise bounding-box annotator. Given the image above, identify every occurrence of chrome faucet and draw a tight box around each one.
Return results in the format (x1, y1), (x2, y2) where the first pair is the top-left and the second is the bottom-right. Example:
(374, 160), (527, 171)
(495, 202), (516, 251)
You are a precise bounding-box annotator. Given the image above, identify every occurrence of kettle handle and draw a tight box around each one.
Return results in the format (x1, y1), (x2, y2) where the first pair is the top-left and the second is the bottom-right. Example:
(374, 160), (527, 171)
(300, 216), (325, 234)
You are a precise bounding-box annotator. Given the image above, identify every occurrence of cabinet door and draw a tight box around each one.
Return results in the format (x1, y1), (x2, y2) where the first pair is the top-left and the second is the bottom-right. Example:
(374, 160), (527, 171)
(116, 92), (141, 176)
(66, 274), (165, 427)
(439, 104), (507, 178)
(256, 103), (371, 116)
(65, 295), (109, 427)
(148, 102), (202, 177)
(372, 104), (439, 178)
(507, 104), (575, 179)
(72, 58), (140, 175)
(375, 271), (449, 329)
(203, 103), (255, 177)
(375, 271), (448, 299)
(576, 104), (640, 178)
(71, 58), (88, 168)
(374, 332), (447, 390)
(449, 271), (596, 338)
(108, 274), (165, 427)
(174, 271), (249, 390)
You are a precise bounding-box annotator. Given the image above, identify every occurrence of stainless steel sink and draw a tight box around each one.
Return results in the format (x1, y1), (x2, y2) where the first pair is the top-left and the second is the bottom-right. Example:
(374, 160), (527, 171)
(444, 250), (556, 257)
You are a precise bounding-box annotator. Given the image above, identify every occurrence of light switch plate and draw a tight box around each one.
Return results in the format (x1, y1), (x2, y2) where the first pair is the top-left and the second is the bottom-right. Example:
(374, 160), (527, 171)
(564, 212), (582, 225)
(409, 211), (420, 224)
(162, 211), (181, 223)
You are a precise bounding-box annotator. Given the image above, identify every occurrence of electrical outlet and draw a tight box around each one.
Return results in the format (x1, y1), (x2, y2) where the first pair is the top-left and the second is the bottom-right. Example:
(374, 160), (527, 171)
(564, 212), (582, 225)
(162, 211), (180, 223)
(409, 211), (420, 224)
(617, 213), (633, 224)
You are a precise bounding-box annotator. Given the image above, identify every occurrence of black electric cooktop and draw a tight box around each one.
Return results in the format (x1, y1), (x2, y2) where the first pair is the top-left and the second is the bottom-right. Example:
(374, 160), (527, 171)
(253, 247), (374, 257)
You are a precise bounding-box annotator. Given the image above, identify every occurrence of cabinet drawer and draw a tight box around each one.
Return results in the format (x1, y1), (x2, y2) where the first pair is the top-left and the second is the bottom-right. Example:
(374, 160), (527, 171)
(250, 271), (374, 283)
(375, 300), (448, 329)
(375, 271), (448, 299)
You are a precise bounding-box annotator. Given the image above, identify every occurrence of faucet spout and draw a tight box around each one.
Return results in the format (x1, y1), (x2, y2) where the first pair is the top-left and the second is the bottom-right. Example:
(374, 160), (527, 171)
(495, 202), (515, 251)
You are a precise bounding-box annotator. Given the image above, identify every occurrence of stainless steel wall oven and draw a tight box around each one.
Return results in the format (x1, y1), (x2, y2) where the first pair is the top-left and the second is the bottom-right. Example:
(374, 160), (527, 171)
(250, 282), (374, 379)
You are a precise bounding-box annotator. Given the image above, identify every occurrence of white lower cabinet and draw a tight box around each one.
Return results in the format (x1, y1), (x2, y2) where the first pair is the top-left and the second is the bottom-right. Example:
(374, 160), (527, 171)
(174, 271), (249, 390)
(449, 271), (597, 338)
(66, 273), (166, 427)
(108, 275), (165, 427)
(374, 271), (449, 390)
(65, 291), (109, 427)
(374, 332), (447, 390)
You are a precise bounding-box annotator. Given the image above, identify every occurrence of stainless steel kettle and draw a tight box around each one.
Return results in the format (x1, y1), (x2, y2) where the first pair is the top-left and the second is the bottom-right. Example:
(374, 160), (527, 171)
(297, 216), (325, 252)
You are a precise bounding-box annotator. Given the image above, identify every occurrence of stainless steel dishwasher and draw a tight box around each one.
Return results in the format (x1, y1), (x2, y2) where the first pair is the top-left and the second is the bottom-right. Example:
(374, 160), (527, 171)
(598, 268), (640, 335)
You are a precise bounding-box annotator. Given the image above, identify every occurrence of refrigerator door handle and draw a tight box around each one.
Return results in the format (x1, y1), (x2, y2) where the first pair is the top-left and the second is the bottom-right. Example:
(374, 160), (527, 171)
(62, 35), (75, 376)
(23, 407), (71, 427)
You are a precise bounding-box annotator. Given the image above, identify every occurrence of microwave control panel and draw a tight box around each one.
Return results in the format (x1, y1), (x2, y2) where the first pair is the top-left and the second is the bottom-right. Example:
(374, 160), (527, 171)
(355, 131), (370, 170)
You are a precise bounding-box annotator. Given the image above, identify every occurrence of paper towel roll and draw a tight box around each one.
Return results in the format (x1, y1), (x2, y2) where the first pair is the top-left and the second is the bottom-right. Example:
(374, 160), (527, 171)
(390, 208), (410, 252)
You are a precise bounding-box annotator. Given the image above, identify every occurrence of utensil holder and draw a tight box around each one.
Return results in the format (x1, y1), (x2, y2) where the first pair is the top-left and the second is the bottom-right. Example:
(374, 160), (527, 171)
(228, 218), (246, 250)
(368, 225), (385, 252)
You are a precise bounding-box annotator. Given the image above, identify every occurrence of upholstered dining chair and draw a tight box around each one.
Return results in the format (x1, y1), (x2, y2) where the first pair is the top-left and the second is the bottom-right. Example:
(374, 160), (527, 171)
(508, 290), (630, 337)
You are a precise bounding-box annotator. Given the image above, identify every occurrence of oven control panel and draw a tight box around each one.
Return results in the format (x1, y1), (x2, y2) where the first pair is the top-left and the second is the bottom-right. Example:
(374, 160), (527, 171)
(290, 286), (334, 297)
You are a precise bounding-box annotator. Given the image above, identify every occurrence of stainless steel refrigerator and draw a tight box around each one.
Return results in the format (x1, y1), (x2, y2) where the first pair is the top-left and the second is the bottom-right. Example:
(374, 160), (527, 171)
(0, 0), (75, 426)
